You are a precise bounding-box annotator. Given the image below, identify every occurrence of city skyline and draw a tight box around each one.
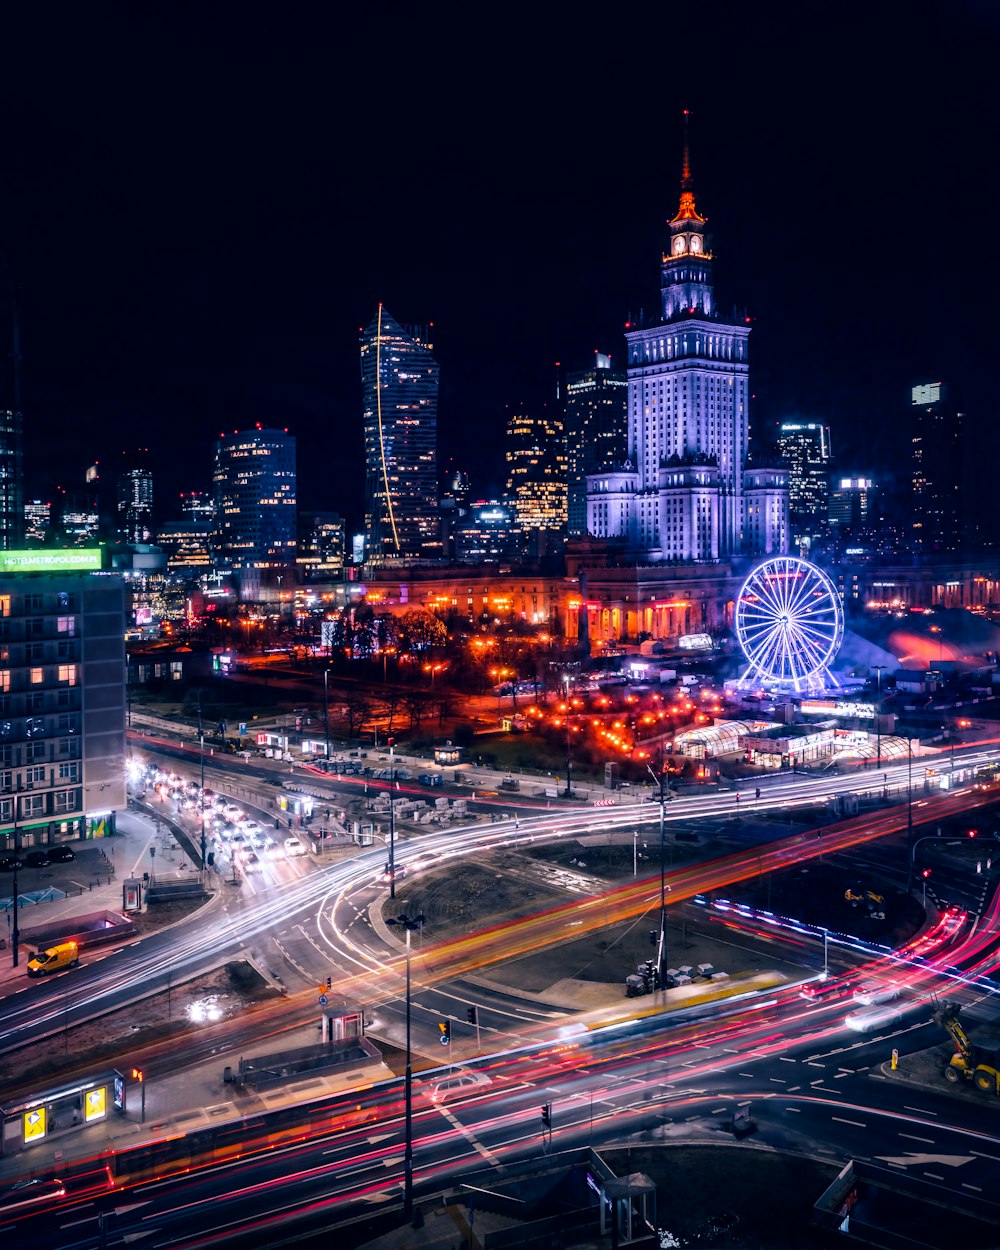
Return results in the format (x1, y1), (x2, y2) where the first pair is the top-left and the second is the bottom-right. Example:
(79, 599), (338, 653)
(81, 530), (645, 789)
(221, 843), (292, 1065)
(0, 6), (995, 538)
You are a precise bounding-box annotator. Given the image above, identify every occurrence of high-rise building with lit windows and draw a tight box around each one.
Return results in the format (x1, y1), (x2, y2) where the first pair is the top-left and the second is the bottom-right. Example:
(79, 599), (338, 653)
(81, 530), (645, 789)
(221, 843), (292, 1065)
(911, 382), (965, 553)
(585, 121), (788, 560)
(24, 500), (52, 546)
(361, 307), (440, 567)
(777, 421), (831, 549)
(565, 354), (627, 537)
(117, 459), (154, 544)
(0, 261), (24, 551)
(211, 427), (297, 598)
(0, 564), (126, 849)
(504, 406), (567, 545)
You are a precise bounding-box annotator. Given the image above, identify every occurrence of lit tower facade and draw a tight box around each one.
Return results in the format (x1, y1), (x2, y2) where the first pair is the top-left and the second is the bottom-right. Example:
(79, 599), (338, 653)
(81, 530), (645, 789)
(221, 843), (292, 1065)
(777, 421), (831, 551)
(0, 260), (24, 550)
(212, 427), (297, 599)
(911, 382), (964, 553)
(586, 119), (787, 560)
(116, 458), (155, 544)
(565, 353), (627, 537)
(504, 405), (567, 550)
(361, 306), (440, 567)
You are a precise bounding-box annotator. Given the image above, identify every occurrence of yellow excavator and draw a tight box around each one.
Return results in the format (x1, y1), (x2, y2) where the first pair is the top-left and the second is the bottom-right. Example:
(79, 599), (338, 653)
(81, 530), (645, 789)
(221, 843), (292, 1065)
(932, 1001), (1000, 1093)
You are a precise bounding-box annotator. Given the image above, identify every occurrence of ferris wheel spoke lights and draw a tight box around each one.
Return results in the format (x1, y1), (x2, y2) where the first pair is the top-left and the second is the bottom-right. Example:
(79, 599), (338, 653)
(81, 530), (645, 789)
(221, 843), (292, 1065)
(735, 555), (844, 693)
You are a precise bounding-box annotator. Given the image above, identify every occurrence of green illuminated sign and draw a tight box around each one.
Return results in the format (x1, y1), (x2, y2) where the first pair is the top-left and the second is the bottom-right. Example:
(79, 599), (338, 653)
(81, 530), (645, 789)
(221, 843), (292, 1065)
(0, 548), (102, 573)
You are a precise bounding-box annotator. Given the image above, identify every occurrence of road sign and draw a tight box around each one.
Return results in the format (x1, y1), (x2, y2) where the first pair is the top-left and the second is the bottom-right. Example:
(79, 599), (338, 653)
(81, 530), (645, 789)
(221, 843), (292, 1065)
(318, 994), (329, 1007)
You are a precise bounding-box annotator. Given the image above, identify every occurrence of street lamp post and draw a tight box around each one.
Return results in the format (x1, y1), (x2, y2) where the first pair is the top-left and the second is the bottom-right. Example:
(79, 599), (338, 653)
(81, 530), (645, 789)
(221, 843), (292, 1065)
(388, 738), (397, 900)
(646, 762), (668, 988)
(9, 788), (21, 967)
(907, 735), (914, 840)
(872, 664), (886, 770)
(197, 694), (207, 875)
(386, 912), (425, 1223)
(323, 667), (331, 762)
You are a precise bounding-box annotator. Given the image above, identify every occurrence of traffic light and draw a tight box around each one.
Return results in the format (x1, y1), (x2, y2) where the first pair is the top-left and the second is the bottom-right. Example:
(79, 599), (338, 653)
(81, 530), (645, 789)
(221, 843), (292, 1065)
(921, 868), (932, 878)
(969, 829), (978, 838)
(649, 929), (657, 946)
(438, 1020), (451, 1046)
(326, 975), (332, 990)
(466, 1006), (478, 1025)
(755, 788), (761, 800)
(540, 1102), (552, 1129)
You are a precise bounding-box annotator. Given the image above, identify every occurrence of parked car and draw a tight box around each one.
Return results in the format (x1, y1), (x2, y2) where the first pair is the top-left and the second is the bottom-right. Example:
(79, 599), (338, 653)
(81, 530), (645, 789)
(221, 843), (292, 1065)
(47, 845), (76, 863)
(23, 850), (50, 868)
(0, 854), (23, 872)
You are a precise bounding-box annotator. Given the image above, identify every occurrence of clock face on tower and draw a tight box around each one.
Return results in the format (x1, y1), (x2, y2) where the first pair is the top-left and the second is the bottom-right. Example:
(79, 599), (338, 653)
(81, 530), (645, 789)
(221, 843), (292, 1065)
(673, 236), (686, 255)
(690, 234), (702, 253)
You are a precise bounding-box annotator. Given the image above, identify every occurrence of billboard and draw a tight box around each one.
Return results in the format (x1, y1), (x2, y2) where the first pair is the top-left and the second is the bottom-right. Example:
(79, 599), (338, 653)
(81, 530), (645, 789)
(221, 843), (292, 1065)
(0, 548), (103, 574)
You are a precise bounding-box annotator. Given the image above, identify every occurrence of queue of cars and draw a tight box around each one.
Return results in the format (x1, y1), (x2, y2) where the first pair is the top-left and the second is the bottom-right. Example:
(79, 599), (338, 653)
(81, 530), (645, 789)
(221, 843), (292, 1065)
(143, 767), (303, 871)
(799, 974), (906, 1034)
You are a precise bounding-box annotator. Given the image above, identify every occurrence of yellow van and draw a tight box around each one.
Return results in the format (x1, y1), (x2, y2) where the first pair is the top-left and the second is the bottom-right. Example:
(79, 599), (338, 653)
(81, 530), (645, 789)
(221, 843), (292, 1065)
(27, 941), (79, 977)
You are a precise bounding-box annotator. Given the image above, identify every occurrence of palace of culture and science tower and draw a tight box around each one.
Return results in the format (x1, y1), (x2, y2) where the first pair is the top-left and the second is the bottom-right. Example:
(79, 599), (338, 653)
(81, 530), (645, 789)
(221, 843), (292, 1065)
(567, 129), (789, 646)
(585, 132), (788, 564)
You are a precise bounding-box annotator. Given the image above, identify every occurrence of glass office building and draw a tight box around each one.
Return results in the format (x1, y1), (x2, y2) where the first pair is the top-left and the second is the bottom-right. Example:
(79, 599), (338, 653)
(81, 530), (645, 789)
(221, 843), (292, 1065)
(361, 306), (440, 567)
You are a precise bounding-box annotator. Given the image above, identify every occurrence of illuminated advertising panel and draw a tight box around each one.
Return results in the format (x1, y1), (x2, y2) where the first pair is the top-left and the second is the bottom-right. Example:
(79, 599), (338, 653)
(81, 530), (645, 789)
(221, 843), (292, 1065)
(23, 1107), (47, 1143)
(0, 548), (102, 574)
(85, 1088), (107, 1122)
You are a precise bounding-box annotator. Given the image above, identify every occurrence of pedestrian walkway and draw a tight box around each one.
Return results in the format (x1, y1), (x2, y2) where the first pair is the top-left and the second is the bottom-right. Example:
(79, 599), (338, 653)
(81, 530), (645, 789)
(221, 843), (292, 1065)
(0, 807), (195, 995)
(0, 1013), (392, 1184)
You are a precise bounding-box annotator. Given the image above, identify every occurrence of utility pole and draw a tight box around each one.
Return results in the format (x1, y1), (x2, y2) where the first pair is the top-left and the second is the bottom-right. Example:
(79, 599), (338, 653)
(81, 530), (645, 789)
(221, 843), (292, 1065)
(872, 664), (886, 770)
(387, 913), (424, 1223)
(197, 693), (207, 875)
(10, 784), (21, 967)
(388, 737), (396, 899)
(323, 666), (331, 762)
(646, 762), (668, 987)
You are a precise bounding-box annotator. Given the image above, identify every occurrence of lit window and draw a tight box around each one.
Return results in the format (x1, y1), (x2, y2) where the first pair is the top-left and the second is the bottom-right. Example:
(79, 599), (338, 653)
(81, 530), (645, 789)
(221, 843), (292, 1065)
(30, 667), (44, 685)
(58, 665), (77, 685)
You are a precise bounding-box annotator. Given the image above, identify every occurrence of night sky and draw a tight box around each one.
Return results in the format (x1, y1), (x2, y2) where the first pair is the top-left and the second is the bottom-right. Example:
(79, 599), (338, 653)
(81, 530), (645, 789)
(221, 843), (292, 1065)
(1, 4), (996, 534)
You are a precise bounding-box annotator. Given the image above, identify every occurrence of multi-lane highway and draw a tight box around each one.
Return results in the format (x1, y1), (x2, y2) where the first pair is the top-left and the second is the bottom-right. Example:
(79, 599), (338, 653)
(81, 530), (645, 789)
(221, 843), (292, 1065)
(3, 743), (1000, 1243)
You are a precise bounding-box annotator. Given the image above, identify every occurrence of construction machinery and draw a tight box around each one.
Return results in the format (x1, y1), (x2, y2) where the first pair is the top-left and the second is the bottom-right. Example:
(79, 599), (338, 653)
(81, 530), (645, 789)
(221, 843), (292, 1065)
(932, 1001), (1000, 1093)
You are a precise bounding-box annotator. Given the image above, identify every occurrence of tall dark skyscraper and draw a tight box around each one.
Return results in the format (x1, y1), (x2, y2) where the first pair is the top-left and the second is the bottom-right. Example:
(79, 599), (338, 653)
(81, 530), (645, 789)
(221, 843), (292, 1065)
(0, 259), (25, 551)
(565, 353), (627, 537)
(116, 453), (155, 544)
(910, 382), (964, 554)
(777, 421), (831, 552)
(361, 306), (440, 567)
(212, 427), (297, 599)
(586, 121), (788, 560)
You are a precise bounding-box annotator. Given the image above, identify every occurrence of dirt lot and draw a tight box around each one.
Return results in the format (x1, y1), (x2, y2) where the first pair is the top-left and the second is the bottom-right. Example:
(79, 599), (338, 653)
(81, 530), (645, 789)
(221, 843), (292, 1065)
(387, 826), (921, 1005)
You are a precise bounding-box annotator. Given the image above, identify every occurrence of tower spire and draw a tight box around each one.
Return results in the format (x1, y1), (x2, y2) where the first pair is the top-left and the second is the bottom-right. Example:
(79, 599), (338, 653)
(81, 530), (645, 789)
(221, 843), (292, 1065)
(671, 109), (705, 225)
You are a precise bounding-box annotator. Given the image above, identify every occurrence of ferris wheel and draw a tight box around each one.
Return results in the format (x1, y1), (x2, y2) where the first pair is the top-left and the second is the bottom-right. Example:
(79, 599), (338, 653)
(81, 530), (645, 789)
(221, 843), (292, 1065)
(735, 555), (844, 692)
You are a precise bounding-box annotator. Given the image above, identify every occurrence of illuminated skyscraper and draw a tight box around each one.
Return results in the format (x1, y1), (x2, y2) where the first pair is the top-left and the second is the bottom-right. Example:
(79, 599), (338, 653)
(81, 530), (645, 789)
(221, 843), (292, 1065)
(212, 427), (297, 598)
(911, 382), (964, 553)
(504, 406), (567, 546)
(361, 307), (440, 567)
(0, 259), (24, 550)
(777, 421), (831, 550)
(117, 456), (155, 543)
(586, 120), (788, 560)
(565, 354), (627, 537)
